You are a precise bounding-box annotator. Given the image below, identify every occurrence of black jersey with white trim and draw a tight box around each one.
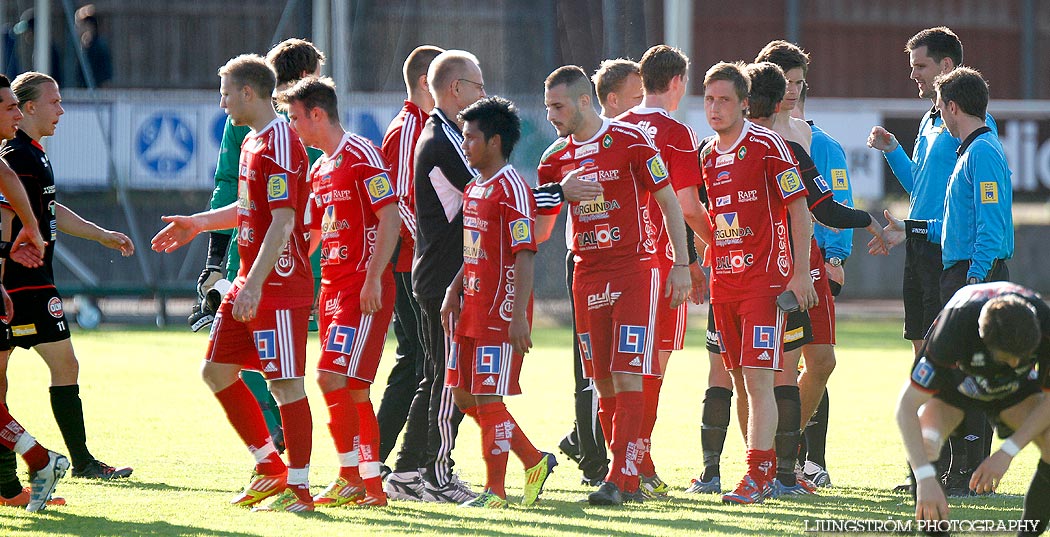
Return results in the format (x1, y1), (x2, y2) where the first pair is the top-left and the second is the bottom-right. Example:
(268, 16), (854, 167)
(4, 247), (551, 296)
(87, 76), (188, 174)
(0, 129), (58, 289)
(911, 282), (1050, 400)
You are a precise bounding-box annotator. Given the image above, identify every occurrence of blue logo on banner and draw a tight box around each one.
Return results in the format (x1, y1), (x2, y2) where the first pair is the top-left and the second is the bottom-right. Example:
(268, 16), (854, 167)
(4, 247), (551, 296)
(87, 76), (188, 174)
(136, 111), (195, 177)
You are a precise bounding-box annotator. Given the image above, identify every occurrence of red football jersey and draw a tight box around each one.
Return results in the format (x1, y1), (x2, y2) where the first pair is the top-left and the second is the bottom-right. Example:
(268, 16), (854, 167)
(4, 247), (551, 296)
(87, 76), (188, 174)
(700, 121), (806, 302)
(381, 101), (427, 272)
(309, 132), (396, 291)
(537, 118), (668, 274)
(235, 118), (313, 309)
(458, 164), (537, 338)
(617, 106), (703, 265)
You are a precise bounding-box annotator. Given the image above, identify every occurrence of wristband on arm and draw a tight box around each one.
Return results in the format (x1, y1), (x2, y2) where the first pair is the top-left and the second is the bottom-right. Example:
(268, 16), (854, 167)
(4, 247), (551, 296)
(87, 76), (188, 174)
(206, 232), (232, 269)
(904, 219), (929, 240)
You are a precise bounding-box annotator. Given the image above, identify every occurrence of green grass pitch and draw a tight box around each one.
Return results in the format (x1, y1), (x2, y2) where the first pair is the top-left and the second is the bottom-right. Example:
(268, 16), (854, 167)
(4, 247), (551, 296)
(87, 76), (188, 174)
(0, 319), (1040, 536)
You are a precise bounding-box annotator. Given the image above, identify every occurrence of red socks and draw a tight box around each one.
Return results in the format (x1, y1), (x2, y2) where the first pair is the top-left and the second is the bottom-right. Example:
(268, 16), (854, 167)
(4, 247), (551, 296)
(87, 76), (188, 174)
(279, 397), (313, 473)
(606, 390), (644, 491)
(0, 404), (49, 473)
(597, 396), (617, 448)
(214, 381), (286, 476)
(746, 448), (777, 484)
(475, 401), (541, 498)
(356, 401), (384, 496)
(637, 376), (663, 477)
(323, 389), (361, 482)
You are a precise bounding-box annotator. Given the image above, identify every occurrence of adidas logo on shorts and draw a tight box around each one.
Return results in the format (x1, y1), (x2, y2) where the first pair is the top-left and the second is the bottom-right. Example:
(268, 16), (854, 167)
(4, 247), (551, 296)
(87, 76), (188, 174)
(482, 376), (496, 386)
(334, 356), (347, 366)
(629, 357), (641, 367)
(264, 363), (278, 373)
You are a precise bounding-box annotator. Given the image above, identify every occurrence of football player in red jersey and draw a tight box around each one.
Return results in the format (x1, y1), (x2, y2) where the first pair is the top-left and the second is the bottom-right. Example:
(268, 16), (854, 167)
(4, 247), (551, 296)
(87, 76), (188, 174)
(617, 44), (710, 498)
(439, 96), (556, 509)
(152, 54), (315, 512)
(536, 65), (691, 506)
(698, 61), (816, 505)
(280, 77), (402, 507)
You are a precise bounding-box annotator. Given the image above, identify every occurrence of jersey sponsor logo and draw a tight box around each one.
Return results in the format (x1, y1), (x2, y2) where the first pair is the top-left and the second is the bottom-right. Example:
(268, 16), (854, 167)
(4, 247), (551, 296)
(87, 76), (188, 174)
(813, 173), (831, 194)
(365, 173), (394, 203)
(321, 205), (350, 236)
(575, 142), (599, 159)
(598, 169), (620, 181)
(776, 221), (790, 277)
(578, 333), (593, 361)
(617, 325), (647, 355)
(636, 120), (658, 139)
(499, 267), (516, 322)
(267, 173), (290, 202)
(330, 189), (355, 202)
(463, 216), (489, 231)
(463, 230), (484, 262)
(706, 329), (726, 353)
(737, 146), (747, 160)
(476, 346), (503, 374)
(47, 297), (64, 318)
(752, 325), (777, 350)
(321, 243), (348, 264)
(509, 218), (533, 247)
(831, 169), (849, 190)
(602, 134), (613, 148)
(714, 170), (731, 186)
(238, 222), (255, 244)
(784, 326), (804, 343)
(576, 224), (621, 250)
(325, 296), (340, 314)
(254, 330), (278, 360)
(11, 324), (37, 337)
(980, 182), (999, 204)
(737, 190), (758, 203)
(326, 325), (357, 355)
(463, 271), (481, 296)
(713, 213), (753, 245)
(573, 195), (619, 222)
(237, 181), (252, 213)
(540, 138), (569, 162)
(911, 357), (936, 388)
(646, 155), (669, 184)
(467, 184), (486, 199)
(42, 185), (56, 195)
(715, 195), (731, 207)
(748, 136), (770, 149)
(715, 249), (754, 274)
(776, 168), (804, 197)
(587, 283), (622, 310)
(715, 153), (734, 168)
(274, 245), (295, 277)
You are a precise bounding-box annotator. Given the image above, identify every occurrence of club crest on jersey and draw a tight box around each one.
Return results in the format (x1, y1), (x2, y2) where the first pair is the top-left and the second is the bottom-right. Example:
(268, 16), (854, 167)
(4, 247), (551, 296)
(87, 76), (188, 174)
(617, 325), (647, 354)
(602, 133), (613, 148)
(737, 146), (747, 160)
(509, 218), (533, 247)
(476, 346), (503, 374)
(365, 173), (394, 203)
(831, 169), (848, 190)
(578, 333), (593, 361)
(47, 297), (64, 318)
(776, 168), (804, 196)
(753, 326), (776, 350)
(646, 155), (668, 184)
(715, 153), (734, 168)
(326, 325), (357, 355)
(267, 173), (289, 201)
(980, 182), (999, 204)
(254, 330), (278, 360)
(911, 358), (936, 388)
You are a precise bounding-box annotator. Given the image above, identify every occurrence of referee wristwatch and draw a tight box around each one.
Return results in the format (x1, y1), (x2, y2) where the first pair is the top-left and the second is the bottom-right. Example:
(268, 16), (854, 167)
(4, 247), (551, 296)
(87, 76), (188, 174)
(967, 276), (980, 285)
(827, 257), (843, 268)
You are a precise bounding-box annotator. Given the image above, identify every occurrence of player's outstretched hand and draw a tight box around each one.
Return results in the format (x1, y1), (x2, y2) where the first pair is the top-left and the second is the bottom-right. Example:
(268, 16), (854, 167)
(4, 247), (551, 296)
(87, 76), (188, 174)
(560, 167), (603, 202)
(868, 210), (905, 255)
(101, 230), (135, 257)
(914, 478), (950, 522)
(865, 216), (889, 256)
(665, 265), (691, 309)
(231, 284), (261, 322)
(0, 286), (12, 324)
(867, 126), (899, 152)
(12, 225), (46, 261)
(786, 272), (818, 312)
(688, 263), (707, 305)
(360, 278), (382, 316)
(970, 451), (1012, 494)
(509, 316), (532, 356)
(152, 215), (201, 253)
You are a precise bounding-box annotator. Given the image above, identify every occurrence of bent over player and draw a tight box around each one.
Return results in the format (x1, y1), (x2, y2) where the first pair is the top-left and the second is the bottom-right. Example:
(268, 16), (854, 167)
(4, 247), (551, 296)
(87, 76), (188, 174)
(152, 54), (314, 512)
(897, 282), (1049, 535)
(281, 77), (400, 507)
(441, 97), (556, 509)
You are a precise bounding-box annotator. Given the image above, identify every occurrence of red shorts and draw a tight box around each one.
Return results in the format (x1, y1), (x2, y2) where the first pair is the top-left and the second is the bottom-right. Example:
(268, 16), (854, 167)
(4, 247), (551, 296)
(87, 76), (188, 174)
(573, 265), (660, 381)
(806, 248), (836, 345)
(446, 336), (523, 396)
(710, 295), (786, 371)
(316, 283), (395, 383)
(656, 263), (687, 352)
(206, 291), (310, 380)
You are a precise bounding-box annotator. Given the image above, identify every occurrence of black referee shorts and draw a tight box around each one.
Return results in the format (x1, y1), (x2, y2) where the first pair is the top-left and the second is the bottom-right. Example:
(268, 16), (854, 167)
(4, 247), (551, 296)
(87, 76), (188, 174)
(902, 239), (943, 341)
(0, 288), (72, 351)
